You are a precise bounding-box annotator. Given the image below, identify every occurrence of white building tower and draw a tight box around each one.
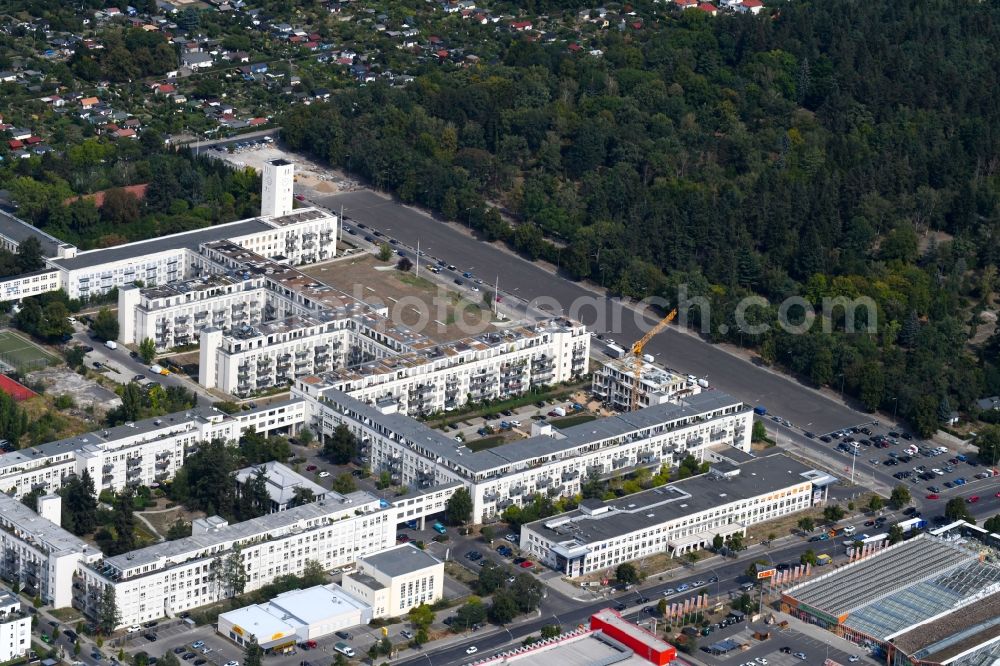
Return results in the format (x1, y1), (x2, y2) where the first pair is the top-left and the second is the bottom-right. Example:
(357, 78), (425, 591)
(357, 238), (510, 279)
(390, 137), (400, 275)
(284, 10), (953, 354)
(261, 159), (294, 217)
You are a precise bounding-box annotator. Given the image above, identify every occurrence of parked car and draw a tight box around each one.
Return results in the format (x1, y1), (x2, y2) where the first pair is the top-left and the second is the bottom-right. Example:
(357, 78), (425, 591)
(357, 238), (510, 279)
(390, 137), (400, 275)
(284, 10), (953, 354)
(144, 634), (157, 642)
(318, 471), (330, 478)
(191, 642), (205, 650)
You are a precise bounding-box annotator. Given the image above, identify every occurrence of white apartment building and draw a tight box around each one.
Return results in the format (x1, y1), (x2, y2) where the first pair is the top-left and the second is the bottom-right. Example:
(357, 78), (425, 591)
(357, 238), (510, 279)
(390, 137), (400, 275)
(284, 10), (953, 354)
(342, 544), (444, 618)
(75, 490), (395, 628)
(325, 320), (590, 415)
(0, 401), (306, 500)
(0, 494), (100, 607)
(48, 162), (337, 301)
(296, 383), (753, 524)
(0, 269), (61, 302)
(520, 455), (828, 577)
(118, 274), (268, 348)
(0, 592), (31, 662)
(592, 356), (701, 411)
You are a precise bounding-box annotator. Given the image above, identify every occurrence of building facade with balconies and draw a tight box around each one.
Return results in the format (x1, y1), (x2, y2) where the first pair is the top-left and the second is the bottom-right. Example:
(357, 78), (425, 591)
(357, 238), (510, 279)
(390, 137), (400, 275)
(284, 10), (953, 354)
(324, 319), (590, 416)
(295, 383), (752, 524)
(0, 401), (305, 500)
(0, 494), (100, 608)
(74, 491), (394, 628)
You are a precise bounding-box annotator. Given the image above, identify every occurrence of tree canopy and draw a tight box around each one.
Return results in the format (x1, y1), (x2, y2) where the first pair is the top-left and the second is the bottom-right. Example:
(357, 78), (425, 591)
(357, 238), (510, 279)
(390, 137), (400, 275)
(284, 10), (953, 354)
(281, 0), (1000, 435)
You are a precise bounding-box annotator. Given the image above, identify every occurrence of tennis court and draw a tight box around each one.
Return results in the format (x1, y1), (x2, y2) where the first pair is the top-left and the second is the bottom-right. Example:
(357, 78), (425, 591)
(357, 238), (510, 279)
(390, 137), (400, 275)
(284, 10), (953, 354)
(0, 329), (59, 372)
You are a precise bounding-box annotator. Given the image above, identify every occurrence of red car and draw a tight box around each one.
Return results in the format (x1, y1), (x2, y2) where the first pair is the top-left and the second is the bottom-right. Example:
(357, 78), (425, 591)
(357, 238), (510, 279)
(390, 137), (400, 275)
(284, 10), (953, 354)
(306, 465), (317, 471)
(967, 495), (980, 503)
(519, 560), (533, 568)
(926, 493), (940, 500)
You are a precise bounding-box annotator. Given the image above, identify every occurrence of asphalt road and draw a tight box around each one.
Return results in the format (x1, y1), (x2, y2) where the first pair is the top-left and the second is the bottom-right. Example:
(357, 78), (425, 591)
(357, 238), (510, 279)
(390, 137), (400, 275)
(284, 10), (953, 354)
(393, 534), (853, 666)
(70, 325), (218, 404)
(315, 190), (865, 436)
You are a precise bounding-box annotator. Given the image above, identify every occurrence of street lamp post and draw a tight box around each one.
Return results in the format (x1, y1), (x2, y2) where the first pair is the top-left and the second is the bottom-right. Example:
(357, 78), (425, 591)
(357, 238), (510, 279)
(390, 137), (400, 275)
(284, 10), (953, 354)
(891, 396), (899, 425)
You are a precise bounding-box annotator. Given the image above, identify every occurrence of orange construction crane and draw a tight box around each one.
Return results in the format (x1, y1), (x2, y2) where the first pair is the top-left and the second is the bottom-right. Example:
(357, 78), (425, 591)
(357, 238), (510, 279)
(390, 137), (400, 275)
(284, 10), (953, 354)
(630, 308), (677, 411)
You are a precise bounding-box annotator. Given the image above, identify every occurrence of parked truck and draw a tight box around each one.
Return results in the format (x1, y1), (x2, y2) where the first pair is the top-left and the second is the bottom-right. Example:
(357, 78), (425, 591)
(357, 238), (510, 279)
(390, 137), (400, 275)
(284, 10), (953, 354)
(104, 340), (117, 350)
(550, 406), (567, 417)
(605, 343), (625, 358)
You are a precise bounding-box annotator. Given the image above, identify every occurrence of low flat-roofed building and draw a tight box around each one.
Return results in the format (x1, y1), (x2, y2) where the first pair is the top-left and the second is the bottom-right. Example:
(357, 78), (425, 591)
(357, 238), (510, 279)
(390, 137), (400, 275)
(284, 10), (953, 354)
(520, 454), (822, 576)
(782, 532), (1000, 666)
(475, 610), (676, 665)
(342, 544), (443, 618)
(218, 584), (371, 652)
(235, 461), (331, 512)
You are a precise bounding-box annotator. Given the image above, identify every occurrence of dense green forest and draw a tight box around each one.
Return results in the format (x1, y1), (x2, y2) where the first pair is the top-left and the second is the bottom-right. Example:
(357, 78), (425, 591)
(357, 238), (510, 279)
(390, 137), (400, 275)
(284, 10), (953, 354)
(4, 141), (262, 249)
(281, 0), (1000, 435)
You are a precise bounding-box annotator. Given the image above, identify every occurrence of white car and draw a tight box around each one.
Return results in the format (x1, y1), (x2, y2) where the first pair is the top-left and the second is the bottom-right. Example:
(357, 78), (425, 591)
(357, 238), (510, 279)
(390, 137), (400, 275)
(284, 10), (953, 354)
(848, 657), (860, 663)
(127, 625), (140, 633)
(932, 468), (944, 476)
(318, 471), (331, 478)
(224, 662), (240, 666)
(756, 659), (769, 665)
(466, 646), (478, 655)
(510, 420), (521, 427)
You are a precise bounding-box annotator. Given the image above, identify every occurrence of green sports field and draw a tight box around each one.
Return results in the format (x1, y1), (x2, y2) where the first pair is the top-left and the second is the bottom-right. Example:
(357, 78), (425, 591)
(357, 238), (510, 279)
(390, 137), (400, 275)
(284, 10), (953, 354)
(0, 329), (59, 371)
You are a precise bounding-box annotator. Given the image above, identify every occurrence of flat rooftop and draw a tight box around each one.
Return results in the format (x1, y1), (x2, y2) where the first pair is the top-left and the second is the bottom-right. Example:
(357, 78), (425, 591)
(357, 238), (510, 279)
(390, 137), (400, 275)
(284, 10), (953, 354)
(475, 628), (648, 665)
(361, 543), (442, 577)
(0, 210), (67, 258)
(52, 217), (272, 271)
(319, 388), (747, 477)
(269, 584), (369, 625)
(0, 493), (90, 555)
(891, 591), (1000, 662)
(524, 455), (816, 546)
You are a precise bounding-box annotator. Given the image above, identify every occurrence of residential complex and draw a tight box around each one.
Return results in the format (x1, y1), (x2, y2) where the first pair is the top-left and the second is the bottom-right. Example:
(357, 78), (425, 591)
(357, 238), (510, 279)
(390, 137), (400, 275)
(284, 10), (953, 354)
(342, 543), (444, 618)
(295, 382), (753, 524)
(99, 162), (591, 404)
(75, 490), (394, 627)
(782, 528), (1000, 666)
(519, 454), (828, 576)
(0, 592), (31, 662)
(0, 401), (303, 500)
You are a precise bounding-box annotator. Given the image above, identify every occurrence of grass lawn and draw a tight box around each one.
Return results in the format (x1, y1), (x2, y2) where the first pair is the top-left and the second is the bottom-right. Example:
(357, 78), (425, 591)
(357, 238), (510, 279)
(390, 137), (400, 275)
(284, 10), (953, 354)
(465, 435), (507, 451)
(548, 413), (597, 428)
(0, 329), (59, 371)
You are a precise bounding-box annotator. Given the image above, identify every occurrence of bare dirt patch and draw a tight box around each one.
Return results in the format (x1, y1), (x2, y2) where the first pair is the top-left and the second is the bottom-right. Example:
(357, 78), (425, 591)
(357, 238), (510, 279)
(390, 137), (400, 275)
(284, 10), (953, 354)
(210, 144), (361, 195)
(26, 366), (121, 413)
(301, 254), (500, 343)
